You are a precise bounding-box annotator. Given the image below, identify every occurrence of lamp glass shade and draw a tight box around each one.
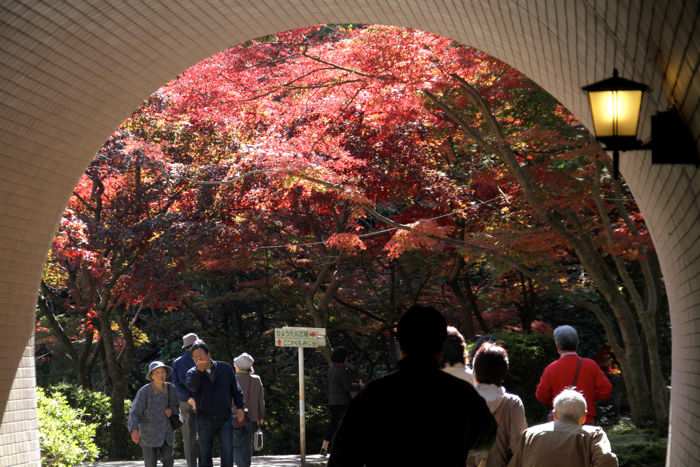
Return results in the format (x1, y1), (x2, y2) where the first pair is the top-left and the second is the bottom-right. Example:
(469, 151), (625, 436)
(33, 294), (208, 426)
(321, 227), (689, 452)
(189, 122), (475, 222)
(588, 89), (643, 138)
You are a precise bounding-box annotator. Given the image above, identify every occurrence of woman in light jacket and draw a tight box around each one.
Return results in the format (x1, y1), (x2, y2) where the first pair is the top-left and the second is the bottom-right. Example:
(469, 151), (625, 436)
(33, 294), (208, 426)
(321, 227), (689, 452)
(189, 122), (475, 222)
(233, 352), (265, 467)
(468, 343), (528, 467)
(128, 361), (180, 467)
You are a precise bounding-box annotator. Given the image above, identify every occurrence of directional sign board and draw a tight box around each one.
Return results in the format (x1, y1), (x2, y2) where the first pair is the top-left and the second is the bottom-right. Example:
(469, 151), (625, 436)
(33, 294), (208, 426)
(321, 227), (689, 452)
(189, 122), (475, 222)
(274, 327), (326, 348)
(274, 326), (327, 464)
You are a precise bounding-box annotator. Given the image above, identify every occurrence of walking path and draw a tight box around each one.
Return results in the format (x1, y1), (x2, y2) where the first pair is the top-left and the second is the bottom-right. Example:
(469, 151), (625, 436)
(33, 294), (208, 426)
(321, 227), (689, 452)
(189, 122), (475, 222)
(91, 455), (327, 466)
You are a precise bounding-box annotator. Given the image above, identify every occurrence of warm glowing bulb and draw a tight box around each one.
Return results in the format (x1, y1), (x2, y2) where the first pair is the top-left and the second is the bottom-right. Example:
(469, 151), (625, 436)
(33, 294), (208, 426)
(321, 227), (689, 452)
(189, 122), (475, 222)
(589, 90), (642, 138)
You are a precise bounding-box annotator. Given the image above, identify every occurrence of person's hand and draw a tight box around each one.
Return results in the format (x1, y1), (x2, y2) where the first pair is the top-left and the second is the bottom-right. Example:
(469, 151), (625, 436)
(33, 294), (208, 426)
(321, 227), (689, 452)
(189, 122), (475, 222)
(130, 430), (140, 445)
(164, 408), (173, 418)
(258, 418), (264, 427)
(235, 408), (246, 425)
(187, 398), (197, 412)
(195, 357), (210, 372)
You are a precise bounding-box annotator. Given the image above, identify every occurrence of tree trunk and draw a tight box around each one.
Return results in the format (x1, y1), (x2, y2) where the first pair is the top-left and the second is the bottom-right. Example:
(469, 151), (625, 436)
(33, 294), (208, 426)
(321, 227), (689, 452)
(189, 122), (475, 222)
(638, 311), (670, 428)
(109, 376), (130, 459)
(98, 306), (130, 459)
(427, 76), (666, 426)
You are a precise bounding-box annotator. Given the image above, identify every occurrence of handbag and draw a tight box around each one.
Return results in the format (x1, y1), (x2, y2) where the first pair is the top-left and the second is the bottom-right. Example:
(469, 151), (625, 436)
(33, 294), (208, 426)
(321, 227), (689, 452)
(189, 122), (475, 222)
(254, 427), (264, 452)
(167, 384), (183, 430)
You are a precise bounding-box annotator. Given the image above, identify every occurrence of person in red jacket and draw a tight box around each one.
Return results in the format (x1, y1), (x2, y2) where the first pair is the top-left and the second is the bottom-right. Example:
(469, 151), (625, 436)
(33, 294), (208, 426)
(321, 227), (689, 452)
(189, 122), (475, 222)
(536, 325), (612, 424)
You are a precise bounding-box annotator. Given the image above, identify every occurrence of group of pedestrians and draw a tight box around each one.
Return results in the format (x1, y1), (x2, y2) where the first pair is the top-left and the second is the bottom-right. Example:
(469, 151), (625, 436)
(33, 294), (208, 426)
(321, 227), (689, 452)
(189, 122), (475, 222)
(128, 308), (619, 467)
(127, 333), (265, 467)
(327, 306), (619, 467)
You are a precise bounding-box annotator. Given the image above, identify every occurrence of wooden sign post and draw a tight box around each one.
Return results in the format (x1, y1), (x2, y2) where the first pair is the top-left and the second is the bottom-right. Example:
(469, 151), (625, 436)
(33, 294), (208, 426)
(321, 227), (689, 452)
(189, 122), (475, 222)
(274, 327), (326, 465)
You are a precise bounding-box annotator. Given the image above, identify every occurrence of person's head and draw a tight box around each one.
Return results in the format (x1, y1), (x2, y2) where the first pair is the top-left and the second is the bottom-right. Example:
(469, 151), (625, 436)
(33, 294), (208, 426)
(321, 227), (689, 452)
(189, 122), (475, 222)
(191, 340), (210, 365)
(473, 342), (509, 386)
(553, 325), (579, 353)
(442, 326), (466, 366)
(234, 352), (254, 372)
(181, 332), (199, 351)
(468, 334), (495, 367)
(331, 347), (348, 364)
(553, 388), (587, 425)
(397, 305), (448, 360)
(147, 361), (172, 384)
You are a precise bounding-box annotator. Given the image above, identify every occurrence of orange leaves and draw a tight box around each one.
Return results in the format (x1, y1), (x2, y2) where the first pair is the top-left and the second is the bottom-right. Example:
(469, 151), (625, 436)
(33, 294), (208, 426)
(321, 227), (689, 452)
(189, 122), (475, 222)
(384, 219), (452, 258)
(325, 233), (367, 254)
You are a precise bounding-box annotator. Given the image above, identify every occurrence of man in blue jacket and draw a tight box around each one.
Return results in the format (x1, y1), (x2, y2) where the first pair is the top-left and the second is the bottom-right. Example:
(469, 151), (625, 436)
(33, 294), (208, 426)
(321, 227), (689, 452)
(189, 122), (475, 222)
(172, 332), (199, 467)
(186, 340), (246, 467)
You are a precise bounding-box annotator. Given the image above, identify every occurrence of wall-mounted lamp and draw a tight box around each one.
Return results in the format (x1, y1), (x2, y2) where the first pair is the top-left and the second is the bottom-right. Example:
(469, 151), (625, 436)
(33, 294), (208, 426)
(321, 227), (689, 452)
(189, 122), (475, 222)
(582, 69), (697, 179)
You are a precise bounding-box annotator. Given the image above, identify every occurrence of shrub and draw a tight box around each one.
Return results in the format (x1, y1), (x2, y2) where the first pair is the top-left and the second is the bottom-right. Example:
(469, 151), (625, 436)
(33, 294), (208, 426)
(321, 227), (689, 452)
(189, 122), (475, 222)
(49, 383), (111, 454)
(37, 387), (99, 466)
(608, 418), (667, 467)
(47, 383), (141, 460)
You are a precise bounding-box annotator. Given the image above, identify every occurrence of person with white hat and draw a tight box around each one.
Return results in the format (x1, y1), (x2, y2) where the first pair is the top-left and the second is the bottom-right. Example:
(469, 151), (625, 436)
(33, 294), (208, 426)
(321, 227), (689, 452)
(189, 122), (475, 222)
(232, 352), (265, 467)
(172, 332), (200, 466)
(128, 361), (180, 467)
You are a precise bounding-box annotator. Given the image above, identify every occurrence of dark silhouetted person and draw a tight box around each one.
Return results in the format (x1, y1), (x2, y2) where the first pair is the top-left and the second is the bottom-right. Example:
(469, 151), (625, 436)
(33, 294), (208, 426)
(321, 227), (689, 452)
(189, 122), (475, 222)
(321, 347), (353, 456)
(536, 325), (612, 424)
(329, 305), (497, 467)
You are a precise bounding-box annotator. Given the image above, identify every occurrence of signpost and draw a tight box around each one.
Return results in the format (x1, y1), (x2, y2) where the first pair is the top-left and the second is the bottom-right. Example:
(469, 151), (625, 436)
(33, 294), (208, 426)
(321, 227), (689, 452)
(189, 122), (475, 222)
(274, 327), (326, 465)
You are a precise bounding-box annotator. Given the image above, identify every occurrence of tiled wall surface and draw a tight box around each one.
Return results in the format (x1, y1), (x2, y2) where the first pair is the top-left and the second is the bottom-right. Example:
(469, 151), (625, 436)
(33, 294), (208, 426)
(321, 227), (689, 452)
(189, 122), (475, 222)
(1, 1), (698, 465)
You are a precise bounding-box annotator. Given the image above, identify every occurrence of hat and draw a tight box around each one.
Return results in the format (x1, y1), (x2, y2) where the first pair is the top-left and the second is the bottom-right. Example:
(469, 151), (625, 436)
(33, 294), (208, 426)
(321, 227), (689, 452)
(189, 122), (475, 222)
(182, 333), (199, 349)
(147, 361), (172, 380)
(234, 353), (254, 371)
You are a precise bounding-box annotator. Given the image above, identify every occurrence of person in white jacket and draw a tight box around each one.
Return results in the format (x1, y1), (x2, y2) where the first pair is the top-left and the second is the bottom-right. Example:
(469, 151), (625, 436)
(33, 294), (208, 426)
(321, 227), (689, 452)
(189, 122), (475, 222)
(468, 343), (528, 467)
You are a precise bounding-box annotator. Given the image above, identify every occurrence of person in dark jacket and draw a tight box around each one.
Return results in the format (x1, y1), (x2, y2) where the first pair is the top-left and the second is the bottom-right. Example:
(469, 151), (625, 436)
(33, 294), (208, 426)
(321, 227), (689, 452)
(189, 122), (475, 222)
(321, 347), (353, 455)
(171, 332), (199, 467)
(328, 305), (497, 467)
(186, 340), (246, 467)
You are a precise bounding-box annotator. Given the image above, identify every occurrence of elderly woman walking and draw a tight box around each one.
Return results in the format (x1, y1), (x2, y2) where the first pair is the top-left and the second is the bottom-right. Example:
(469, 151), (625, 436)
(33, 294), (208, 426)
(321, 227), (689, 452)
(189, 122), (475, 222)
(128, 361), (180, 467)
(232, 352), (265, 467)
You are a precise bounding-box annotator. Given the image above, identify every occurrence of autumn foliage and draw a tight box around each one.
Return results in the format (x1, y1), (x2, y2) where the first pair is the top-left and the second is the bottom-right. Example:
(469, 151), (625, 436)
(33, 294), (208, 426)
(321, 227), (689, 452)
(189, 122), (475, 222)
(38, 25), (667, 457)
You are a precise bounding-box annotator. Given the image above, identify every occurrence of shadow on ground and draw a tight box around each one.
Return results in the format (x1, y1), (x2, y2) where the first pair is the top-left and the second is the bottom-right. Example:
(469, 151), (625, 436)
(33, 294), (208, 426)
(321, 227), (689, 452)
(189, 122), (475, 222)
(90, 455), (328, 466)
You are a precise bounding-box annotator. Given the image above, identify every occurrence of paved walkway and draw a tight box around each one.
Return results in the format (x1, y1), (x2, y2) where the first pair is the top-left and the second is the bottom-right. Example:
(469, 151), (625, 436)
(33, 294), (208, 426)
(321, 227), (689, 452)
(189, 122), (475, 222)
(91, 455), (328, 466)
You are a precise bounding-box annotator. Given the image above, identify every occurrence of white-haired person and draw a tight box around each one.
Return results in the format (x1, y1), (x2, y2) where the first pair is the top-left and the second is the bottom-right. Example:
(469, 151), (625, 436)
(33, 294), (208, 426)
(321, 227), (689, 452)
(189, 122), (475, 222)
(507, 388), (618, 467)
(232, 352), (265, 467)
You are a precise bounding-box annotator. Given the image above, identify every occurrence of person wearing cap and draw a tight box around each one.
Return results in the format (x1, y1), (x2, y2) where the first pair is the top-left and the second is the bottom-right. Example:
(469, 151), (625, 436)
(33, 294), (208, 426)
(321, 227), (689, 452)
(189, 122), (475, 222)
(536, 325), (612, 424)
(172, 332), (199, 467)
(328, 305), (497, 467)
(507, 389), (618, 467)
(186, 340), (246, 467)
(232, 352), (265, 467)
(128, 361), (180, 467)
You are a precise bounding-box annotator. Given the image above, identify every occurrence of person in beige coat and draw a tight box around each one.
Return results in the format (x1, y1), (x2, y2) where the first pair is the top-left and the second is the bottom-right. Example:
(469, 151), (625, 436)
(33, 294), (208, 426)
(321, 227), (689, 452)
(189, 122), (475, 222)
(468, 343), (528, 467)
(507, 388), (618, 467)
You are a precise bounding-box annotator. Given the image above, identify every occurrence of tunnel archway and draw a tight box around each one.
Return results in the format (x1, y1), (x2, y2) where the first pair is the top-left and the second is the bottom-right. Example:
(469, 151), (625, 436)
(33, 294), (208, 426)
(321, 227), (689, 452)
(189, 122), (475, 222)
(1, 2), (698, 465)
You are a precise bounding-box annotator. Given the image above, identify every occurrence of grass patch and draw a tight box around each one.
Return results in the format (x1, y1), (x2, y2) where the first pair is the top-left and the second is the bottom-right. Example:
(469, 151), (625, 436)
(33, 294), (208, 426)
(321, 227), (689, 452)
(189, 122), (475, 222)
(607, 418), (666, 467)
